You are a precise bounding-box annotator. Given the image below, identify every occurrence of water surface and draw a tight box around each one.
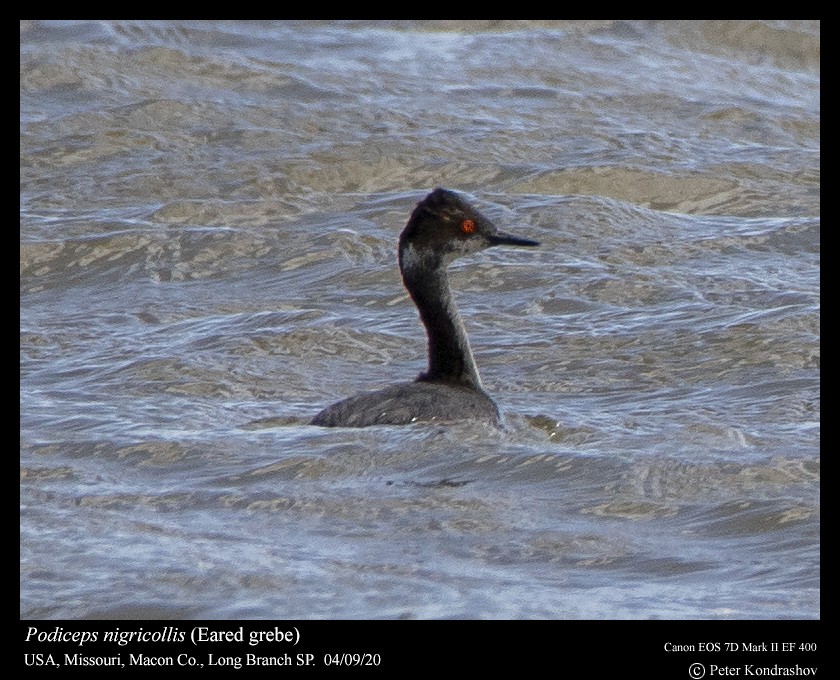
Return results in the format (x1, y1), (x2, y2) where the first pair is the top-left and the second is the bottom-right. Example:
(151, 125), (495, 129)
(21, 20), (819, 619)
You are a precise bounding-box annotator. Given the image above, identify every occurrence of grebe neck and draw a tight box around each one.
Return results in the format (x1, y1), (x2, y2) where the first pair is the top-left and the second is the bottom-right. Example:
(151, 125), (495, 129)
(400, 244), (483, 389)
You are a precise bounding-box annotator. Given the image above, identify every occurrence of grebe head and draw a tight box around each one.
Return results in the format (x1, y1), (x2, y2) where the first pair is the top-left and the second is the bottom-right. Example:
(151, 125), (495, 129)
(399, 188), (539, 273)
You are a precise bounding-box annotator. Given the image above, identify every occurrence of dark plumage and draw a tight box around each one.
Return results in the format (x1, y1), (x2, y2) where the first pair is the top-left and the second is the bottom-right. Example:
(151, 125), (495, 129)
(311, 188), (538, 428)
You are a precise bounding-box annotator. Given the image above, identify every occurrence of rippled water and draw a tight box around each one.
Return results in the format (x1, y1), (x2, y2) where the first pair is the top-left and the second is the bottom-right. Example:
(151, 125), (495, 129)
(21, 20), (819, 619)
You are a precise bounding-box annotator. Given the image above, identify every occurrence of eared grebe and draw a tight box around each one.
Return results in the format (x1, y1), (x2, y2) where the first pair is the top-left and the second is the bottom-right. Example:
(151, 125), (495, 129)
(311, 188), (539, 427)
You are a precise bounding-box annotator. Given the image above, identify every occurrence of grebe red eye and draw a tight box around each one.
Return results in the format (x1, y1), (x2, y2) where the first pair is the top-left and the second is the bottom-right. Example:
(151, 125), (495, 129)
(461, 219), (476, 234)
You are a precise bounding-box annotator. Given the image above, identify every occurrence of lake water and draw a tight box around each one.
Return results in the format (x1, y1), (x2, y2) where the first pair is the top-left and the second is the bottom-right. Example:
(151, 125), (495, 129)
(21, 20), (819, 619)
